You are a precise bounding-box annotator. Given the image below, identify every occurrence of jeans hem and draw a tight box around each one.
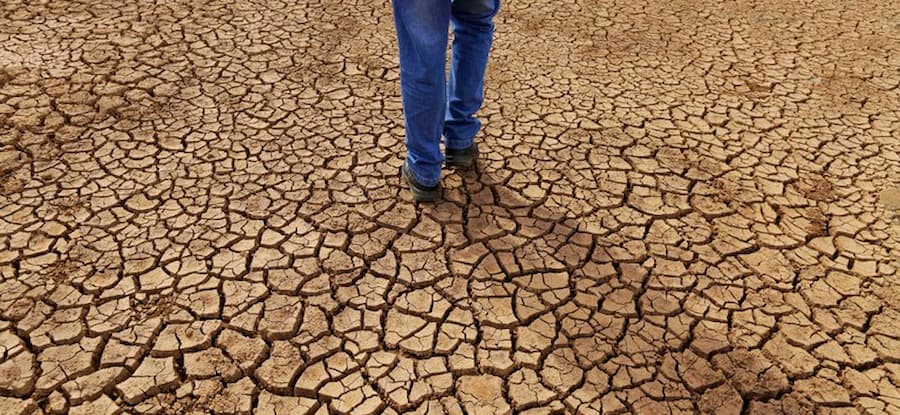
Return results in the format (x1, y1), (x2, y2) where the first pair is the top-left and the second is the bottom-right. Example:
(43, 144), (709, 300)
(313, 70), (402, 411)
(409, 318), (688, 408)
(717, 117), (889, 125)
(405, 159), (441, 187)
(444, 137), (475, 150)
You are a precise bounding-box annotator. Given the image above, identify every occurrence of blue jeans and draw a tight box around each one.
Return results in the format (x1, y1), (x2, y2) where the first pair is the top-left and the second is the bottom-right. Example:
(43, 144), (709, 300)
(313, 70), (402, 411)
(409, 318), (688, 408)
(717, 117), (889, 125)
(391, 0), (500, 187)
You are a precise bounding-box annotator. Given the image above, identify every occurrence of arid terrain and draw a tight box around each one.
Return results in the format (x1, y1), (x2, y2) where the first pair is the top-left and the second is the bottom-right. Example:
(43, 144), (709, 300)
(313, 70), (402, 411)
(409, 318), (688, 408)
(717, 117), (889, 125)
(1, 0), (899, 414)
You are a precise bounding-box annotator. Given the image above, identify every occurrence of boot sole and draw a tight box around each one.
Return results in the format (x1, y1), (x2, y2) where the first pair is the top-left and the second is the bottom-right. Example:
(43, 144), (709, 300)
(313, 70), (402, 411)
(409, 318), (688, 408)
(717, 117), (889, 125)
(444, 157), (476, 169)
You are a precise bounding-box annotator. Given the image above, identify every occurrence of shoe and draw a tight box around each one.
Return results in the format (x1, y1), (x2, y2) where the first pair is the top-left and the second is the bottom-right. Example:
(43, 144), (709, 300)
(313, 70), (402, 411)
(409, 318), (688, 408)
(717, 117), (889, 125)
(401, 161), (439, 202)
(444, 143), (478, 169)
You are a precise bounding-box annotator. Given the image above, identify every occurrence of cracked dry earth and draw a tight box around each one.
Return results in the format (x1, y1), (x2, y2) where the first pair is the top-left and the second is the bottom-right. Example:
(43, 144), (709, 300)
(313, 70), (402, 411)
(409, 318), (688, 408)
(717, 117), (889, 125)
(1, 0), (900, 415)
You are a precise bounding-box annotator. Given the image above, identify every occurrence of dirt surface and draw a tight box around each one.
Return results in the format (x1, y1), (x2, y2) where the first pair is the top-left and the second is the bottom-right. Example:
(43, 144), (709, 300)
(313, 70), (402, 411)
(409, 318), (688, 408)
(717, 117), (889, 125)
(1, 0), (899, 414)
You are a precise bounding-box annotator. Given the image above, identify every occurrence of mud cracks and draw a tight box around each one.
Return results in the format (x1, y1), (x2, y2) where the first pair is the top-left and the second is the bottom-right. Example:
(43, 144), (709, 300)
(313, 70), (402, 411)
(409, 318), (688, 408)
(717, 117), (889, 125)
(1, 0), (899, 414)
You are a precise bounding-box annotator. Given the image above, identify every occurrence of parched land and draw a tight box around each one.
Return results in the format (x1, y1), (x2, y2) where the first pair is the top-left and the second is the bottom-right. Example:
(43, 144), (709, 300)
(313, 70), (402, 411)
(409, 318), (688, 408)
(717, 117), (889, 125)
(0, 0), (899, 414)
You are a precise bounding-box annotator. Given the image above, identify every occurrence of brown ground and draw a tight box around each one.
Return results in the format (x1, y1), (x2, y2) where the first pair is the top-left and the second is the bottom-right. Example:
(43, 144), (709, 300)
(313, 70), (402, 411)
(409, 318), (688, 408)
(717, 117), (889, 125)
(1, 0), (899, 414)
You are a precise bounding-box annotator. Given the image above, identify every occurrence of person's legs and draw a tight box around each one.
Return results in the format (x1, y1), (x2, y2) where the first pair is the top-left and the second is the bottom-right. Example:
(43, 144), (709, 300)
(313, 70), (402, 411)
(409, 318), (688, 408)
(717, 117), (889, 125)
(391, 0), (451, 188)
(444, 0), (500, 150)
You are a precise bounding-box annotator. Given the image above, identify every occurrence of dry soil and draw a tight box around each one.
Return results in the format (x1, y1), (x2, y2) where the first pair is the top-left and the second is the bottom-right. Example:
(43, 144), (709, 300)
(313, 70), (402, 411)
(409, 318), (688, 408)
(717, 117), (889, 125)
(0, 0), (899, 414)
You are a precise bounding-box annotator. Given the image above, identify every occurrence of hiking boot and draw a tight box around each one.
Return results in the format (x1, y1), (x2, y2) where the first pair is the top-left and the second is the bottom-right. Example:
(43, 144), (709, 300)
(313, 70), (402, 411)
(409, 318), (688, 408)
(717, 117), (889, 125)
(444, 143), (478, 169)
(401, 161), (439, 202)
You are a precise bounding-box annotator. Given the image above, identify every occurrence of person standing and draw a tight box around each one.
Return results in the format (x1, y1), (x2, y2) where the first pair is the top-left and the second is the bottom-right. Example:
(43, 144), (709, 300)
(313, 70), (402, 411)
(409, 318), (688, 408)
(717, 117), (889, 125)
(391, 0), (500, 202)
